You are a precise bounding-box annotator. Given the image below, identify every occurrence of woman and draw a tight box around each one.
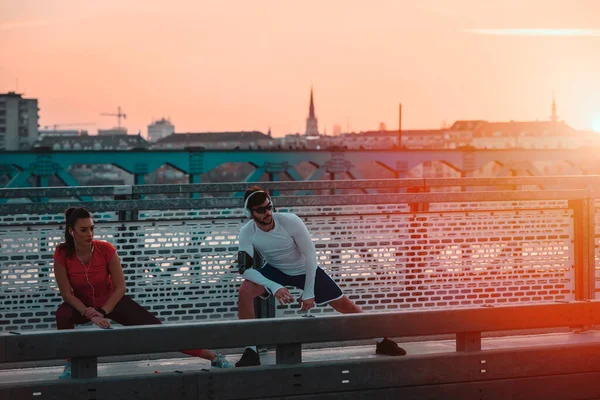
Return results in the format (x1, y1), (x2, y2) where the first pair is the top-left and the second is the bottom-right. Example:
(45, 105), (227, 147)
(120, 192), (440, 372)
(53, 207), (232, 379)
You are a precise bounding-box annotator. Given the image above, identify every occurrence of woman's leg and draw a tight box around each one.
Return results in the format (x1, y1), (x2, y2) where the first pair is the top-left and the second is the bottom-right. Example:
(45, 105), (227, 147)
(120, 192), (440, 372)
(56, 302), (89, 330)
(55, 302), (89, 379)
(108, 296), (217, 361)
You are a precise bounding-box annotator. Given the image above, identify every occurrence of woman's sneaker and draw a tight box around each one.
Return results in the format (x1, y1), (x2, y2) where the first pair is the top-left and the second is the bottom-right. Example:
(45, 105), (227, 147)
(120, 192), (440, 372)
(211, 354), (234, 368)
(58, 361), (72, 379)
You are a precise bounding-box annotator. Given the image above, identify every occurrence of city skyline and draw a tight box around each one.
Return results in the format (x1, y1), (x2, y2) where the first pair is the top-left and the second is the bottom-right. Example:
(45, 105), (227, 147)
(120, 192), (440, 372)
(2, 0), (600, 136)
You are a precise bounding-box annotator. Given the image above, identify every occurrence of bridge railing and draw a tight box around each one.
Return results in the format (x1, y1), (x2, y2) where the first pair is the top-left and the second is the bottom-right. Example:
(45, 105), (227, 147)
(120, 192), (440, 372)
(2, 175), (600, 200)
(4, 301), (600, 400)
(2, 301), (600, 376)
(0, 178), (598, 333)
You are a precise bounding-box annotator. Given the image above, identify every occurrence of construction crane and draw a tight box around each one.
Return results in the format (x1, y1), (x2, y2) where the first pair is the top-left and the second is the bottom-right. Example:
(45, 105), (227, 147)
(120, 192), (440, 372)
(43, 123), (96, 130)
(100, 106), (127, 128)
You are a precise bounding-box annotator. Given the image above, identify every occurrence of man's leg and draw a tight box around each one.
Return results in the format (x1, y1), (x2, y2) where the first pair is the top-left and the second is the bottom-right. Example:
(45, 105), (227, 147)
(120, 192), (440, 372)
(329, 295), (362, 313)
(236, 280), (268, 367)
(238, 280), (268, 319)
(326, 293), (406, 356)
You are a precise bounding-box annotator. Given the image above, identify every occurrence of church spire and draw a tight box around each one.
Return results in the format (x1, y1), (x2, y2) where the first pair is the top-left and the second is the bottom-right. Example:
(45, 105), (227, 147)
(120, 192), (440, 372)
(305, 86), (319, 136)
(309, 87), (316, 119)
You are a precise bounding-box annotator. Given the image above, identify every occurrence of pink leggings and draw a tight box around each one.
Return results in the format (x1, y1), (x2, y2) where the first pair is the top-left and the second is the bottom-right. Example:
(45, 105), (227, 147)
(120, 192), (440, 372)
(56, 295), (207, 357)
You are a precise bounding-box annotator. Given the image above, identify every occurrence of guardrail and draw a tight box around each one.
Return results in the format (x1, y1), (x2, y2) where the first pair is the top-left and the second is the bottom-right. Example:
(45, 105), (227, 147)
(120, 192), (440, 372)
(3, 301), (600, 399)
(2, 301), (600, 377)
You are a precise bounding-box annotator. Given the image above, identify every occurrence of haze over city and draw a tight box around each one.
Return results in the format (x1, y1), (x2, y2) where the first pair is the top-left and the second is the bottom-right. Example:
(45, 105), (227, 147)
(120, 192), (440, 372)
(2, 0), (600, 136)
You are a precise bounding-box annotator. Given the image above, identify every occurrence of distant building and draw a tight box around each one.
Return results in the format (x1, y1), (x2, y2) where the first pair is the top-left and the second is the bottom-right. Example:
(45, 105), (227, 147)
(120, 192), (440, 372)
(0, 92), (39, 151)
(33, 133), (148, 151)
(147, 118), (175, 142)
(468, 120), (592, 149)
(38, 129), (87, 138)
(337, 129), (449, 149)
(98, 127), (127, 136)
(305, 88), (319, 136)
(455, 96), (598, 150)
(152, 131), (273, 150)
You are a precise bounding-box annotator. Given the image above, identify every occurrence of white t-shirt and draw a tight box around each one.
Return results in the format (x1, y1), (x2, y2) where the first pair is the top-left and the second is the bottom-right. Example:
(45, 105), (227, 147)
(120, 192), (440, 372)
(238, 213), (317, 300)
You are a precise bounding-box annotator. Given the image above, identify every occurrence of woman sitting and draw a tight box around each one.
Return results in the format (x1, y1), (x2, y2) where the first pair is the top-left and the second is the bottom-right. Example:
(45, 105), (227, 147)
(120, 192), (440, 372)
(53, 207), (232, 379)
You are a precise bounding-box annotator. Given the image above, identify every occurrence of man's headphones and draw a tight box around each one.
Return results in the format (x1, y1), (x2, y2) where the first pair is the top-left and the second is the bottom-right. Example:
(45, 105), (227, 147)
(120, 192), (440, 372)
(243, 190), (275, 218)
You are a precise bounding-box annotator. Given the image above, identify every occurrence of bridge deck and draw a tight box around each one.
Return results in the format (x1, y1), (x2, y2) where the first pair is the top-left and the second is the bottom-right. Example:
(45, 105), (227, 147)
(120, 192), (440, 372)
(3, 329), (599, 384)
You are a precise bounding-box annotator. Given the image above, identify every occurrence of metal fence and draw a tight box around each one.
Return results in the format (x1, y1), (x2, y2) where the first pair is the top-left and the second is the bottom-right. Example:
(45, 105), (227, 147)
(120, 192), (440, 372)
(0, 177), (597, 332)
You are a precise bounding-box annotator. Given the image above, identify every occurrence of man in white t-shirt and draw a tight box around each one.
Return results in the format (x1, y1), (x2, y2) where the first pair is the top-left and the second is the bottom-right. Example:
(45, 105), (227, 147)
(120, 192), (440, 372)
(235, 186), (406, 367)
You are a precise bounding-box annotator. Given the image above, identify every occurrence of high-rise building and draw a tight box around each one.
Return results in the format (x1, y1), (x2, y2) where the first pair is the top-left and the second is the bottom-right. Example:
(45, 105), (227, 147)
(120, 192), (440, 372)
(147, 118), (175, 142)
(333, 124), (342, 136)
(0, 92), (39, 151)
(305, 88), (319, 136)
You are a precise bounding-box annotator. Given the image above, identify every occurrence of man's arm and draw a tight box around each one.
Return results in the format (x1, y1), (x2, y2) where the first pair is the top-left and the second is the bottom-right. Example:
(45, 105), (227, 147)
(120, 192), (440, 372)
(289, 214), (318, 302)
(241, 268), (284, 295)
(238, 223), (284, 295)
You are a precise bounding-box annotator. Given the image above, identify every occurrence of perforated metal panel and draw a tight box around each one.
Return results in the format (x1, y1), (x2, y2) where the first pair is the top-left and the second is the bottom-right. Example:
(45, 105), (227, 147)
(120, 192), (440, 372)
(276, 208), (575, 316)
(0, 211), (119, 225)
(430, 200), (568, 211)
(138, 204), (411, 220)
(0, 207), (575, 331)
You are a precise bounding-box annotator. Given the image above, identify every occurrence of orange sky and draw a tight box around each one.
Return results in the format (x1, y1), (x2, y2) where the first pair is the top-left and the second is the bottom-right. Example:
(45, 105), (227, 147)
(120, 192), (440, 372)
(1, 0), (600, 137)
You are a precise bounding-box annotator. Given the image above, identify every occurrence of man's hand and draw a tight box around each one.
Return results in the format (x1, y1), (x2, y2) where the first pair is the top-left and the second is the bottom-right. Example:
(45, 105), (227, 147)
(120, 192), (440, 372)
(298, 297), (315, 312)
(274, 287), (295, 305)
(90, 316), (111, 329)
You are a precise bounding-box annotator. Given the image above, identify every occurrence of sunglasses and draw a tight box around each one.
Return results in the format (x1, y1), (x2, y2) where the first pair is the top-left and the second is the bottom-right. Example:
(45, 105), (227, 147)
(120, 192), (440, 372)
(252, 203), (273, 214)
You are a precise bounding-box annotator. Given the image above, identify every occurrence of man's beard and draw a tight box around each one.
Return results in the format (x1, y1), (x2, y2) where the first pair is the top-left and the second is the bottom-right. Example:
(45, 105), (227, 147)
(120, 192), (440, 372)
(255, 216), (272, 226)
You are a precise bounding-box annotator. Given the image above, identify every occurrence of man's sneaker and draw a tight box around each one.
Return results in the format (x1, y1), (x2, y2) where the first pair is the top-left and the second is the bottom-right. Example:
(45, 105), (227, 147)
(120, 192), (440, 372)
(58, 361), (72, 379)
(376, 338), (407, 356)
(211, 354), (234, 368)
(235, 348), (260, 367)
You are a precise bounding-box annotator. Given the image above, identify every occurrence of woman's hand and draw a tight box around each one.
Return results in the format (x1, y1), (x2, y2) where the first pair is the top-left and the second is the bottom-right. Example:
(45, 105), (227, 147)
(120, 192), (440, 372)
(90, 316), (111, 329)
(83, 307), (103, 320)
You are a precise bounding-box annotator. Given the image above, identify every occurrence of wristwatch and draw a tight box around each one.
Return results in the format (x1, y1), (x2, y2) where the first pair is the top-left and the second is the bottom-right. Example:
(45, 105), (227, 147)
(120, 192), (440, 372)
(94, 307), (107, 316)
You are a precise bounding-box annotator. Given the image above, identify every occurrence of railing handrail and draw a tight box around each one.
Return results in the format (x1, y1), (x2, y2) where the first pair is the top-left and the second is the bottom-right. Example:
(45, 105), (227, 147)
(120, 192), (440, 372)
(0, 189), (592, 215)
(2, 301), (599, 363)
(2, 175), (600, 198)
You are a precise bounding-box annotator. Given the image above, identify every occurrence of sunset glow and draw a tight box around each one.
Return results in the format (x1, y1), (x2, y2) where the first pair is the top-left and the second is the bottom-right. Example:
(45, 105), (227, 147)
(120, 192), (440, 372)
(1, 0), (600, 136)
(464, 29), (600, 37)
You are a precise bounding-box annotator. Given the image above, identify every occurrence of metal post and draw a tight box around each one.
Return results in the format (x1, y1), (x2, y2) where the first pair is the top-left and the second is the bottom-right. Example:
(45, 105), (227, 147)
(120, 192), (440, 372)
(456, 332), (481, 352)
(397, 103), (402, 149)
(568, 198), (595, 301)
(189, 174), (201, 199)
(407, 186), (430, 212)
(254, 296), (275, 319)
(276, 343), (302, 364)
(251, 250), (274, 319)
(71, 356), (98, 378)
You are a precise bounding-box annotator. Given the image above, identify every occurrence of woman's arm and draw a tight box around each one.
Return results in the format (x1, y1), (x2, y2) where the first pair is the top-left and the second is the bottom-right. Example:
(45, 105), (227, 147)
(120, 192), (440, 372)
(54, 261), (89, 315)
(101, 253), (127, 314)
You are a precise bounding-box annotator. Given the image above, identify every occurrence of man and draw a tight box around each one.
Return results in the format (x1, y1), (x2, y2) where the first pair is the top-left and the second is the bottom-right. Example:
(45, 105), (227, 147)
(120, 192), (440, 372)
(235, 186), (406, 367)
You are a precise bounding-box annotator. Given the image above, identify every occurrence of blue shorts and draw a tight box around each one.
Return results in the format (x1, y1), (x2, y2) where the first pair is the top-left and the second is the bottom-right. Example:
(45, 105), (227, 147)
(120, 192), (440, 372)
(257, 264), (344, 306)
